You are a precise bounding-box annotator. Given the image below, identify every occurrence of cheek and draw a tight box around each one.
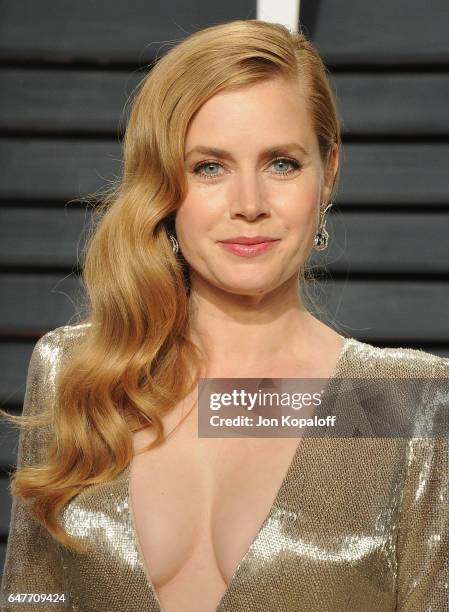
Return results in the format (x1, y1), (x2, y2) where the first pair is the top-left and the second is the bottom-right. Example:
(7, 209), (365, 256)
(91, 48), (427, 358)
(279, 193), (319, 233)
(175, 195), (214, 248)
(272, 174), (320, 218)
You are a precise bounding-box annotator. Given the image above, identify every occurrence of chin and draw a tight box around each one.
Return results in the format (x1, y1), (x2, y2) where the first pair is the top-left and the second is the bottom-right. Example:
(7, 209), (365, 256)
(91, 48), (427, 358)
(218, 276), (278, 296)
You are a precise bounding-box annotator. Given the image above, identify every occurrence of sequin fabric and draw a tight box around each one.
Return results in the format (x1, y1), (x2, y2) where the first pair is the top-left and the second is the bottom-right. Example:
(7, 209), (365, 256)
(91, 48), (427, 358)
(1, 324), (448, 611)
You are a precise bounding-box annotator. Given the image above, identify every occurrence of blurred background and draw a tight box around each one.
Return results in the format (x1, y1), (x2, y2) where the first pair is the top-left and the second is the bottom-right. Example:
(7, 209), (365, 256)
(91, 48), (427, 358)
(1, 0), (448, 575)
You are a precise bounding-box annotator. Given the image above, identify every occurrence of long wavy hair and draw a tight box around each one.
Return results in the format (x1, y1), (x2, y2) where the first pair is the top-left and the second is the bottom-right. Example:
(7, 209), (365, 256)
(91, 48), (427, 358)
(0, 19), (342, 552)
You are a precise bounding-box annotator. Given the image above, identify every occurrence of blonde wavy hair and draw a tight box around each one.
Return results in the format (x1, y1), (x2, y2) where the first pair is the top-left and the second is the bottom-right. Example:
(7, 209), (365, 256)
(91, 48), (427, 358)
(0, 19), (342, 552)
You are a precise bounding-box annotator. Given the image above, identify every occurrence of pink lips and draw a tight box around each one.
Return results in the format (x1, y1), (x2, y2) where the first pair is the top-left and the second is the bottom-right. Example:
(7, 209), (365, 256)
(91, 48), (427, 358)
(218, 236), (280, 258)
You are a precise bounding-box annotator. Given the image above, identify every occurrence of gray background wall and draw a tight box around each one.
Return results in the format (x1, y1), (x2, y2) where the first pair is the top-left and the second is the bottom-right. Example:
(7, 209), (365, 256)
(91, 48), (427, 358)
(1, 0), (449, 575)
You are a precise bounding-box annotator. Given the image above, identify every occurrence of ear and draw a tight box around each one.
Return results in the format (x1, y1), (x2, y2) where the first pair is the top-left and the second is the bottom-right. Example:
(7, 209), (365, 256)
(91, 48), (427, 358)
(322, 142), (339, 204)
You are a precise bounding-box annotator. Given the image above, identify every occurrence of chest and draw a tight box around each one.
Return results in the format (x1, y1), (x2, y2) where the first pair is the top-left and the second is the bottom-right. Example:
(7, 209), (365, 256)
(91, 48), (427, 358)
(129, 420), (302, 611)
(61, 433), (407, 612)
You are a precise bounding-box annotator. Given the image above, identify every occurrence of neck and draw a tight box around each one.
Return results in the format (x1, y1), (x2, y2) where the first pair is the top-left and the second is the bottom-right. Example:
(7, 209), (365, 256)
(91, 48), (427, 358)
(187, 274), (320, 368)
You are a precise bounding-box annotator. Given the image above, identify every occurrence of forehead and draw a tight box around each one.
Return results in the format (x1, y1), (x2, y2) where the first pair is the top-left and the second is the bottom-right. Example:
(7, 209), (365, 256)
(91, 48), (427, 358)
(185, 77), (314, 150)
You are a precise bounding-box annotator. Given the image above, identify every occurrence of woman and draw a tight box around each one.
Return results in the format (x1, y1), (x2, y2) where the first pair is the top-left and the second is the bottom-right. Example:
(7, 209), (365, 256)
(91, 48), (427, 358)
(1, 19), (448, 612)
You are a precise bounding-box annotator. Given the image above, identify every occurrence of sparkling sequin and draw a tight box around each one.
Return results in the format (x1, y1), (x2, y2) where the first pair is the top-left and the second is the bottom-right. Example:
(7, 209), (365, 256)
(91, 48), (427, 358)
(1, 324), (448, 611)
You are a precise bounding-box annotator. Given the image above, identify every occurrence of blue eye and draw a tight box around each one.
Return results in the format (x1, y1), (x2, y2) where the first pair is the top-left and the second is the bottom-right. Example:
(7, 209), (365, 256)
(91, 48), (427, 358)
(273, 157), (299, 174)
(194, 161), (222, 179)
(193, 156), (301, 181)
(271, 158), (301, 174)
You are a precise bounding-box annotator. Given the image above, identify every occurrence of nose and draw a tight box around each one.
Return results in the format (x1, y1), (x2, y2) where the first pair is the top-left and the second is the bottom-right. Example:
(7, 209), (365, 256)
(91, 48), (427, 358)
(229, 169), (270, 221)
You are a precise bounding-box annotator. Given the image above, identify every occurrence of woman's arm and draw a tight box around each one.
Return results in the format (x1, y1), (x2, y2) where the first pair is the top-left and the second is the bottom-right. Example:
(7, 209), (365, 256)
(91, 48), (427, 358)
(395, 356), (449, 611)
(0, 329), (69, 611)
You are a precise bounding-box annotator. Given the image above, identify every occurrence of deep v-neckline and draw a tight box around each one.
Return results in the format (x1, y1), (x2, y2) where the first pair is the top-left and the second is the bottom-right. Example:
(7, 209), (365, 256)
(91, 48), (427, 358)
(125, 336), (354, 612)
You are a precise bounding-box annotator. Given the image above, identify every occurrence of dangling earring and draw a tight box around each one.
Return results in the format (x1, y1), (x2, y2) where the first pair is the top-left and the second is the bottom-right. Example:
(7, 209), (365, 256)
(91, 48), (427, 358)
(313, 228), (329, 251)
(169, 233), (179, 254)
(313, 201), (333, 252)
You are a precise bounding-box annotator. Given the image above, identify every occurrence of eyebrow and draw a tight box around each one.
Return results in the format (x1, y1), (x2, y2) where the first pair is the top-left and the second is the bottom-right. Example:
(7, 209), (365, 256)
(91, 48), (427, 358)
(184, 142), (309, 161)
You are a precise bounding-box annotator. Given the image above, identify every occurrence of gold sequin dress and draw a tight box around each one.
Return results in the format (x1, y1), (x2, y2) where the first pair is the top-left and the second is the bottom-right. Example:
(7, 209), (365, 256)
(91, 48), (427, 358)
(1, 324), (448, 611)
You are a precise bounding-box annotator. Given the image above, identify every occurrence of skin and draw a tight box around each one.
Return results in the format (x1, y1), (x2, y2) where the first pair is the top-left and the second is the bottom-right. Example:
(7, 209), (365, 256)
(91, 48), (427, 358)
(129, 78), (345, 605)
(175, 75), (341, 377)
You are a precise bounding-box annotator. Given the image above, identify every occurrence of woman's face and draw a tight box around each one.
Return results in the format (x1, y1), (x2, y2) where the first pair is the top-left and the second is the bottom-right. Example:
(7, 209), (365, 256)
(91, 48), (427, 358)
(176, 76), (338, 297)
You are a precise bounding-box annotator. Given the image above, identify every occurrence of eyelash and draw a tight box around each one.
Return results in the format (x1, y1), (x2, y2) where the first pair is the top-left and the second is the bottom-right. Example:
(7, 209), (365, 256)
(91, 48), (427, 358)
(193, 157), (302, 181)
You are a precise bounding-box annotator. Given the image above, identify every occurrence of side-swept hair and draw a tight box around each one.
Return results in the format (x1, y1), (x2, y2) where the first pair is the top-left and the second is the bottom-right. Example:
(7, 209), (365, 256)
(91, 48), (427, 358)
(0, 19), (341, 552)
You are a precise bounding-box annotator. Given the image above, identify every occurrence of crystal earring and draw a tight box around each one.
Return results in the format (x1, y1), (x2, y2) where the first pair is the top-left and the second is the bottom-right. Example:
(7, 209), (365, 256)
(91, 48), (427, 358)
(313, 201), (333, 252)
(169, 233), (179, 254)
(313, 228), (329, 251)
